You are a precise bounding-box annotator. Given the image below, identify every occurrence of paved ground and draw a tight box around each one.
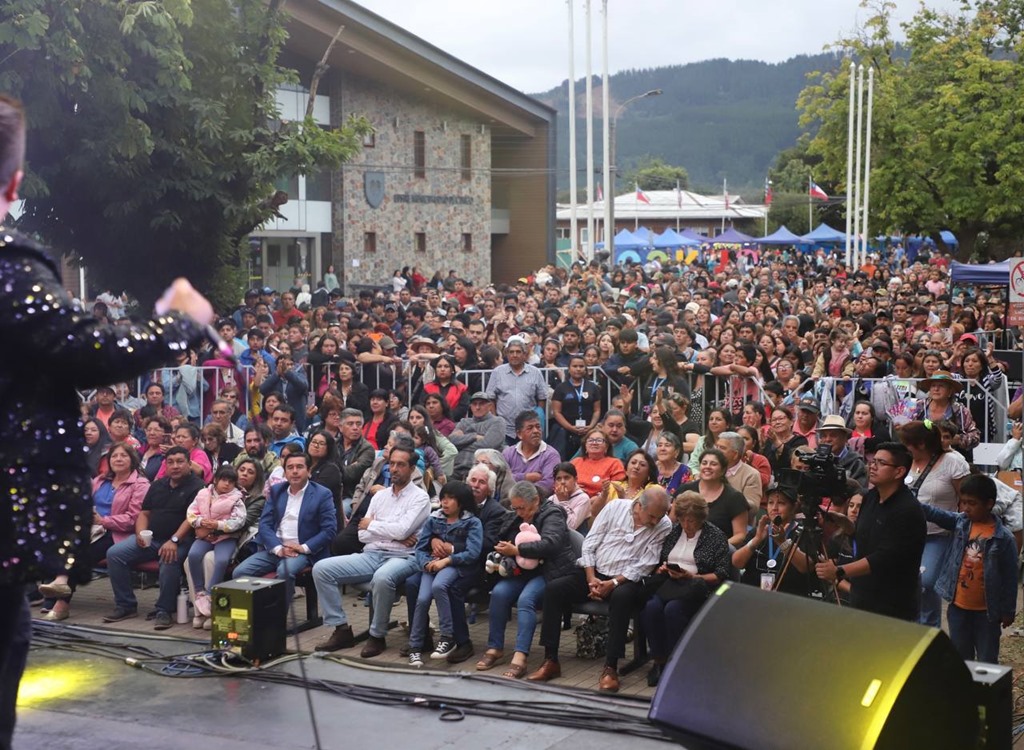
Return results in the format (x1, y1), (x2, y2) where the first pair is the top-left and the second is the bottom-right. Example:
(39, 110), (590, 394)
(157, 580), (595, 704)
(25, 573), (657, 696)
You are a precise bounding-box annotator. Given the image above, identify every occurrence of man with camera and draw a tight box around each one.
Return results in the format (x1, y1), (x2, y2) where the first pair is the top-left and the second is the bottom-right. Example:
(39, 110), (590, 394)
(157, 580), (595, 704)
(815, 442), (926, 621)
(815, 415), (868, 491)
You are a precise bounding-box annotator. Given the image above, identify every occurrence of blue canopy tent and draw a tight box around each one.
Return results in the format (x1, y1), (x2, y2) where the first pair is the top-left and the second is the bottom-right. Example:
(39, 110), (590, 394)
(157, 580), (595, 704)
(939, 230), (959, 248)
(595, 228), (646, 251)
(708, 227), (754, 244)
(597, 229), (652, 264)
(680, 228), (708, 242)
(753, 225), (804, 245)
(633, 226), (653, 242)
(950, 260), (1008, 286)
(800, 224), (847, 243)
(653, 228), (701, 249)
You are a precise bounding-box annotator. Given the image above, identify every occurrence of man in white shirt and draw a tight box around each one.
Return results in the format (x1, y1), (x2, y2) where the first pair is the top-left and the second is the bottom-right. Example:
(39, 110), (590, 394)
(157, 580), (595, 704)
(231, 453), (338, 601)
(526, 488), (671, 693)
(312, 445), (430, 657)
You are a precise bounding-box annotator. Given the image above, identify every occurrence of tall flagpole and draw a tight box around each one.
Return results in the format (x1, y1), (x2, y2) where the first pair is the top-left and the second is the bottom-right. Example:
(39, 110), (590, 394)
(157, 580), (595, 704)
(808, 174), (813, 232)
(634, 182), (639, 231)
(567, 1), (579, 261)
(862, 66), (874, 269)
(584, 0), (595, 261)
(721, 177), (727, 234)
(845, 62), (855, 269)
(601, 0), (611, 254)
(853, 63), (865, 271)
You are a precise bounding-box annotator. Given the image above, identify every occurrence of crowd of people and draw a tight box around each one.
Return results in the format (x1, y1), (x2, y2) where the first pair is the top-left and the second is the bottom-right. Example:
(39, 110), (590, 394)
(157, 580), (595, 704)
(50, 245), (1024, 691)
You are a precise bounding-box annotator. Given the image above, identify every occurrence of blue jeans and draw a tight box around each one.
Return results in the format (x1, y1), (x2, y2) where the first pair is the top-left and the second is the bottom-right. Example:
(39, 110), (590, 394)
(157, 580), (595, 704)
(232, 550), (311, 602)
(188, 539), (237, 596)
(406, 567), (476, 649)
(486, 574), (546, 655)
(919, 535), (952, 628)
(106, 536), (193, 614)
(312, 551), (419, 638)
(405, 569), (480, 646)
(947, 603), (1002, 663)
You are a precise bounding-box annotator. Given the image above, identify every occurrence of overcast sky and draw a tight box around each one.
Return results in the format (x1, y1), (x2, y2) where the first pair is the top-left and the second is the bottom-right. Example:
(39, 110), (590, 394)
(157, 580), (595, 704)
(356, 0), (964, 93)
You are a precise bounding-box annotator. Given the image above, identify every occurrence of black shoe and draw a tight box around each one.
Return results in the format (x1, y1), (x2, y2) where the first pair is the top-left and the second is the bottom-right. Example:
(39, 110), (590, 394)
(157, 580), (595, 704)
(646, 663), (663, 688)
(360, 635), (387, 658)
(446, 641), (476, 664)
(102, 608), (138, 623)
(315, 624), (356, 652)
(153, 611), (173, 630)
(430, 637), (456, 660)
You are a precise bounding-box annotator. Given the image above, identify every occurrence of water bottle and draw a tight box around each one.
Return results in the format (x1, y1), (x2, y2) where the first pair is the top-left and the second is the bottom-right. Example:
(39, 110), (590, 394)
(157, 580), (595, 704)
(176, 589), (189, 624)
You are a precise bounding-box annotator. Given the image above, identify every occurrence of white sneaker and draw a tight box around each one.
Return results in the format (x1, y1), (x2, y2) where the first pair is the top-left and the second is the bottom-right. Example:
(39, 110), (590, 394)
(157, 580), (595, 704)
(203, 617), (212, 631)
(193, 615), (205, 629)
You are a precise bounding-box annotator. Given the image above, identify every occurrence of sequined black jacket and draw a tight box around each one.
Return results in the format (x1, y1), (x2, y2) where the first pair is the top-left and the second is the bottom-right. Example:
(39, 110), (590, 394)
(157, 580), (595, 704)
(0, 227), (205, 584)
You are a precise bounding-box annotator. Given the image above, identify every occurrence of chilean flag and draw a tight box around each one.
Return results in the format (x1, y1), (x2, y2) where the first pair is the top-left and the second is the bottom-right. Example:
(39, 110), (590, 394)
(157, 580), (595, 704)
(809, 182), (829, 201)
(636, 183), (651, 204)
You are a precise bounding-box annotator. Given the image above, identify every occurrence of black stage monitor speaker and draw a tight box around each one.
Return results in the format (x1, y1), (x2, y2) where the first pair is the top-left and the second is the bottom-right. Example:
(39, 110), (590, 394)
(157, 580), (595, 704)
(965, 661), (1013, 750)
(210, 577), (287, 664)
(649, 583), (979, 750)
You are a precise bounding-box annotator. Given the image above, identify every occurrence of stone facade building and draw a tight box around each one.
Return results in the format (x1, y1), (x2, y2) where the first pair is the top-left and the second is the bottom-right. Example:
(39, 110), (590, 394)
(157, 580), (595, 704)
(248, 0), (556, 294)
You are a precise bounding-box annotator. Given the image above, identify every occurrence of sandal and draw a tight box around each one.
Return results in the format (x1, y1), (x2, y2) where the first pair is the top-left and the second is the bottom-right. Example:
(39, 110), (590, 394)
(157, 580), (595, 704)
(501, 662), (527, 680)
(475, 650), (505, 671)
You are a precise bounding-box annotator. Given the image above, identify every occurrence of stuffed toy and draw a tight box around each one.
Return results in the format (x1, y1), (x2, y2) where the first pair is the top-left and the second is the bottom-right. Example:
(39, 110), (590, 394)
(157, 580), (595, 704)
(485, 550), (515, 578)
(514, 523), (542, 569)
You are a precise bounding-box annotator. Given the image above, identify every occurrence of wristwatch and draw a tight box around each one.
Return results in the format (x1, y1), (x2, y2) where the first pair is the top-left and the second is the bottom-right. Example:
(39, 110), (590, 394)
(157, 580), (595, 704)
(171, 535), (180, 544)
(611, 578), (620, 588)
(834, 566), (846, 581)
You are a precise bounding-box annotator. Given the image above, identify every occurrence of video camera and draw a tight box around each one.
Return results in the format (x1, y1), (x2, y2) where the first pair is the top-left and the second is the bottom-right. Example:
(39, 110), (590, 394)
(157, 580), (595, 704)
(795, 445), (849, 503)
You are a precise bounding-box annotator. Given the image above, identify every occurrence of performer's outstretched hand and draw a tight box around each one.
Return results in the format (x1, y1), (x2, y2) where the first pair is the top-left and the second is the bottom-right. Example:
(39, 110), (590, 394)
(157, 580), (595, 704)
(155, 277), (215, 325)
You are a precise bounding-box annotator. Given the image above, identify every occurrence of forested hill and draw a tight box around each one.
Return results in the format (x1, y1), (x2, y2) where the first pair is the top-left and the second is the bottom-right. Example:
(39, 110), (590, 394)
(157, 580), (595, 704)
(532, 52), (841, 195)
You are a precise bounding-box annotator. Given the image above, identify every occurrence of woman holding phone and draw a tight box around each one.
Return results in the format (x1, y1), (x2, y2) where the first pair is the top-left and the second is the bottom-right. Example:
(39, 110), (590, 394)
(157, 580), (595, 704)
(641, 492), (730, 687)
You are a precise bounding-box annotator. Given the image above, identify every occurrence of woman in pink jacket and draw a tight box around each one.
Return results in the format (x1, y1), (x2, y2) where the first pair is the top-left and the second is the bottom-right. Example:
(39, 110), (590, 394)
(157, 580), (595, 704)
(37, 443), (150, 620)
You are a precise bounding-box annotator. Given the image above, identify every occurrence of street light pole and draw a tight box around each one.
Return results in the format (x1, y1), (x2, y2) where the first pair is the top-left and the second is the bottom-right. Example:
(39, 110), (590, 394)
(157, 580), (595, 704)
(606, 88), (662, 257)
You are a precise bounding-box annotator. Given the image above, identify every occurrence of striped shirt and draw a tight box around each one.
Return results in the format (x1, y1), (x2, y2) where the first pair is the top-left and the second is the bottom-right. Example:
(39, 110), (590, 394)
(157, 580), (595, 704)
(579, 499), (670, 582)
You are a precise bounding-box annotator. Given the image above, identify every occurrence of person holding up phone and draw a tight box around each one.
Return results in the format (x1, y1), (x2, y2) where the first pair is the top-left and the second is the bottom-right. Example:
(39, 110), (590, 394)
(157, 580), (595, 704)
(640, 491), (731, 688)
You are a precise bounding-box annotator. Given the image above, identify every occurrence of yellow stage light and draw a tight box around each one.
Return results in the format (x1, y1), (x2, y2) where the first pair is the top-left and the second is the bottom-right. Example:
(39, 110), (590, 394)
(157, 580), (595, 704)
(17, 662), (109, 707)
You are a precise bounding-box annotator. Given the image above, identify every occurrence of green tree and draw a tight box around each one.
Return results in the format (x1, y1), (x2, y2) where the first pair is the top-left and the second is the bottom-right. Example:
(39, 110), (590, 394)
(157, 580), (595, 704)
(0, 0), (371, 307)
(797, 0), (1024, 258)
(621, 157), (689, 191)
(764, 139), (844, 234)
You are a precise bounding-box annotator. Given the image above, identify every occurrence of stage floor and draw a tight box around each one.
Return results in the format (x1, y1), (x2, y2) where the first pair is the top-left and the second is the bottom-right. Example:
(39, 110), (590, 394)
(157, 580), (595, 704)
(15, 579), (672, 749)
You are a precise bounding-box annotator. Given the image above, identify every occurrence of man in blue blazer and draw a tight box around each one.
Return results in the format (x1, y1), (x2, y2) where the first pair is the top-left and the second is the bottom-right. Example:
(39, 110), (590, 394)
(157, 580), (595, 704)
(232, 452), (337, 601)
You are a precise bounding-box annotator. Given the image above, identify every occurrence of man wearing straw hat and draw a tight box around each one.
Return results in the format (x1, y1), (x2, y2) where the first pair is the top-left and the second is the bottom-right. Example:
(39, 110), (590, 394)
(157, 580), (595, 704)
(816, 415), (868, 490)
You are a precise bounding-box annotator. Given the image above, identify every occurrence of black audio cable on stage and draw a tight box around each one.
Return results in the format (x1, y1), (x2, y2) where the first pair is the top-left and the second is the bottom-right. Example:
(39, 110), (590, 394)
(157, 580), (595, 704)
(30, 621), (672, 742)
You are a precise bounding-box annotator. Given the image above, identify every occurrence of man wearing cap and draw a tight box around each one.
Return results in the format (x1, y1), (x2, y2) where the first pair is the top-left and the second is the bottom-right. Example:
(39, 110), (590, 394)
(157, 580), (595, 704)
(906, 305), (934, 343)
(793, 398), (820, 449)
(816, 415), (868, 490)
(448, 392), (507, 477)
(485, 336), (548, 444)
(233, 288), (260, 328)
(737, 475), (815, 598)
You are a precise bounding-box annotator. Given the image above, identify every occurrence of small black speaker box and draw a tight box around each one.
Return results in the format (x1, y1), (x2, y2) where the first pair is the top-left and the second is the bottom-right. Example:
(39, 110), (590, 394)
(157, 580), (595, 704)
(649, 583), (978, 750)
(965, 661), (1012, 750)
(210, 577), (287, 664)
